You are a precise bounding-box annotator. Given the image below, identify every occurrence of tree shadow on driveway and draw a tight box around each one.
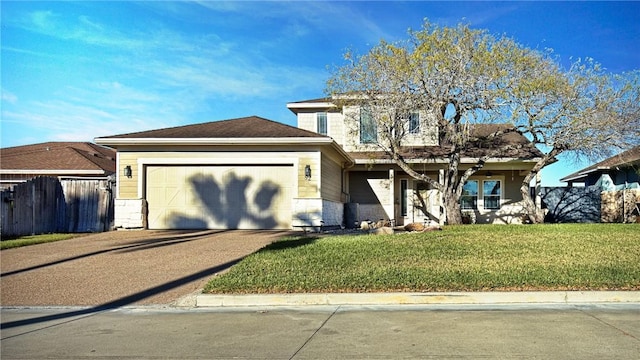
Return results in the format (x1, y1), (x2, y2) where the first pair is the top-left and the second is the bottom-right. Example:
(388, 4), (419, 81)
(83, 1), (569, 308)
(1, 230), (294, 332)
(1, 230), (225, 277)
(1, 257), (241, 331)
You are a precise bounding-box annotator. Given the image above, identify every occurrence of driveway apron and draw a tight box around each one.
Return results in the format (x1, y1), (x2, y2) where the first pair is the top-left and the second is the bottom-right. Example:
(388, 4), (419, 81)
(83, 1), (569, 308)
(1, 230), (290, 306)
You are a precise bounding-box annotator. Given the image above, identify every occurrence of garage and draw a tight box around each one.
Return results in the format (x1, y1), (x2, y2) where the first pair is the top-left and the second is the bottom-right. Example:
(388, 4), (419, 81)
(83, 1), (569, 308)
(146, 165), (293, 230)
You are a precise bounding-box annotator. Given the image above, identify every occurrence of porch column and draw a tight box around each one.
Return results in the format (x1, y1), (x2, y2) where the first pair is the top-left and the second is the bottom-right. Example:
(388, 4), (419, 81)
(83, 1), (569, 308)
(439, 169), (446, 225)
(387, 168), (395, 223)
(535, 172), (542, 209)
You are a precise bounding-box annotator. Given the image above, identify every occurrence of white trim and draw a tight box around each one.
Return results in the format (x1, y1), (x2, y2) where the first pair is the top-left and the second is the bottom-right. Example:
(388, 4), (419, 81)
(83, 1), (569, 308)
(96, 137), (354, 168)
(354, 157), (541, 165)
(286, 102), (335, 110)
(95, 137), (334, 146)
(137, 157), (299, 165)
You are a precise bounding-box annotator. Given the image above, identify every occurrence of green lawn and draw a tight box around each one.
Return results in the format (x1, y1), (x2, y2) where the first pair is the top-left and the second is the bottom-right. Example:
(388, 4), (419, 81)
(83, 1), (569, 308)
(1, 233), (80, 250)
(204, 224), (640, 294)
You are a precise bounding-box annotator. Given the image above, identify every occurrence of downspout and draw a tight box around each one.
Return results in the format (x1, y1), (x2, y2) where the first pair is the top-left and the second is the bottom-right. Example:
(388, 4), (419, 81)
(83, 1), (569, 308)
(341, 161), (355, 203)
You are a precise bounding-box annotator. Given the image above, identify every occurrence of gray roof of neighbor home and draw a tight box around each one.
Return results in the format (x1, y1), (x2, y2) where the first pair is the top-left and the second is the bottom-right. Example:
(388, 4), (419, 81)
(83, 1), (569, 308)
(0, 142), (115, 173)
(561, 145), (640, 182)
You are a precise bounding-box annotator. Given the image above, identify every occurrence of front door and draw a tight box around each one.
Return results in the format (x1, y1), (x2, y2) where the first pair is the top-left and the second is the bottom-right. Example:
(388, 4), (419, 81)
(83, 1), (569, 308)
(414, 180), (441, 225)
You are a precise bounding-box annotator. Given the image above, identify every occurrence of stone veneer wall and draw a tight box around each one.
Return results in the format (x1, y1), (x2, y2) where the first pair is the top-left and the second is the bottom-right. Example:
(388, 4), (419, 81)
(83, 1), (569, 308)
(601, 189), (640, 223)
(292, 198), (344, 230)
(114, 199), (147, 229)
(322, 199), (344, 227)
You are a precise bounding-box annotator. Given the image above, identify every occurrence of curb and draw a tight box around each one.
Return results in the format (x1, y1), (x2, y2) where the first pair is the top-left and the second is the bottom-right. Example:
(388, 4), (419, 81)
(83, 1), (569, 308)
(195, 291), (640, 307)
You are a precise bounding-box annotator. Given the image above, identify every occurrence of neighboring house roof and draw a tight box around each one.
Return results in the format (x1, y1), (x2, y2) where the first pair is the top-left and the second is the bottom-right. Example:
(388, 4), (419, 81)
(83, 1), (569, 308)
(561, 145), (640, 183)
(350, 124), (544, 163)
(0, 142), (116, 176)
(100, 116), (326, 139)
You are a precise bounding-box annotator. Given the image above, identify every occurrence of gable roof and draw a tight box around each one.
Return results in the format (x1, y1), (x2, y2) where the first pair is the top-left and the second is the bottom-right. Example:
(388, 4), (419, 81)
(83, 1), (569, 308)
(561, 145), (640, 183)
(0, 142), (116, 175)
(349, 124), (544, 163)
(99, 116), (326, 139)
(95, 116), (354, 165)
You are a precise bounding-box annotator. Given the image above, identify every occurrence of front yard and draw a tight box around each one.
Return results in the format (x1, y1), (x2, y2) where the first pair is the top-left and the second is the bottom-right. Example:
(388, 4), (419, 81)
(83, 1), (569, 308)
(204, 224), (640, 293)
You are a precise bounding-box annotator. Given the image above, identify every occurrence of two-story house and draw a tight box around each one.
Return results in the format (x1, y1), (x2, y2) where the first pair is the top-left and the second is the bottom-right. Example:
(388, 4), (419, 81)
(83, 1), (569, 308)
(287, 97), (544, 226)
(96, 97), (543, 230)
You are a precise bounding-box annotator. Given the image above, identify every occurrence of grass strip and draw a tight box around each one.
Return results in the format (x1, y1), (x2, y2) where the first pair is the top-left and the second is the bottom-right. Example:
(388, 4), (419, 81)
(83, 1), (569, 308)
(204, 224), (640, 293)
(1, 233), (80, 250)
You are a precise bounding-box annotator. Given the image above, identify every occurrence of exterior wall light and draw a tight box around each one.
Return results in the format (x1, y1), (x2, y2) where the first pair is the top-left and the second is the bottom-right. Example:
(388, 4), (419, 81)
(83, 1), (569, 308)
(124, 165), (132, 178)
(304, 164), (312, 180)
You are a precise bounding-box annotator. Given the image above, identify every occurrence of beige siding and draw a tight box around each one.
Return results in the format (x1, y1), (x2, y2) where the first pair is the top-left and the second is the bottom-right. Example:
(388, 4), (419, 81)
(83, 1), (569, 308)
(503, 172), (526, 203)
(297, 153), (320, 198)
(320, 153), (343, 202)
(400, 110), (439, 147)
(296, 111), (344, 145)
(117, 152), (140, 199)
(327, 112), (345, 145)
(297, 112), (315, 133)
(336, 106), (440, 152)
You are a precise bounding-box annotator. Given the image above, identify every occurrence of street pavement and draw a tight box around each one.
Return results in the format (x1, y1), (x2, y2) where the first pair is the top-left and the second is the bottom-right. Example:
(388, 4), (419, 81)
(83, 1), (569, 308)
(2, 304), (639, 359)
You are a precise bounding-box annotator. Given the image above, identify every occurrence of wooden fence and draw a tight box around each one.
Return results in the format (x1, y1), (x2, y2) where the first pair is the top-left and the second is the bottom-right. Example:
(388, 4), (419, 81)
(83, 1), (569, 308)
(1, 176), (115, 238)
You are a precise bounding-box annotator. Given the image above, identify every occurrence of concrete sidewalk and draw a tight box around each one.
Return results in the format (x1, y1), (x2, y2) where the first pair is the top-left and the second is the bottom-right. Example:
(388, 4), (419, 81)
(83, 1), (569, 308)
(187, 291), (640, 307)
(3, 304), (639, 359)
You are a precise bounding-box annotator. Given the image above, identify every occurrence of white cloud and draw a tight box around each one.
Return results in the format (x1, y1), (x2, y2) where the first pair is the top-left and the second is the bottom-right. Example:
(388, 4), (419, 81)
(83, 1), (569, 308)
(1, 2), (338, 146)
(1, 89), (18, 104)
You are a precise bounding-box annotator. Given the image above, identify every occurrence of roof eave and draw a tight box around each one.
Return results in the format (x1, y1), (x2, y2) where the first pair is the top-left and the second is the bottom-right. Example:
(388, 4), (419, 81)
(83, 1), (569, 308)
(354, 157), (543, 165)
(286, 102), (336, 113)
(94, 137), (335, 146)
(560, 166), (611, 182)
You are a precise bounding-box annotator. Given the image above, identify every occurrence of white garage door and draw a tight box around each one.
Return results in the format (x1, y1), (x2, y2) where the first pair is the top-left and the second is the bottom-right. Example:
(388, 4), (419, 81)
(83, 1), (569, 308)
(146, 165), (293, 230)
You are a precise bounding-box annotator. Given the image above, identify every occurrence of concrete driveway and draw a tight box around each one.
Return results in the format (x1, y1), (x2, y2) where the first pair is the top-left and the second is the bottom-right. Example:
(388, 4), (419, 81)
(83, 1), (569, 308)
(1, 230), (291, 307)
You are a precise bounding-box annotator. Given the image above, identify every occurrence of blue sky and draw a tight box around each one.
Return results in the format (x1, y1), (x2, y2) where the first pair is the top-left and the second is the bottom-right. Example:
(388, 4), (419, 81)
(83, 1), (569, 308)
(2, 1), (639, 185)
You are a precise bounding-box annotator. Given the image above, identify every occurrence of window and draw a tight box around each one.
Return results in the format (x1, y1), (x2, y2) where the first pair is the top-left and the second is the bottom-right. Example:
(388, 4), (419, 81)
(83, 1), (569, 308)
(317, 112), (327, 135)
(360, 107), (377, 144)
(408, 112), (420, 134)
(400, 180), (408, 216)
(461, 179), (502, 210)
(483, 180), (501, 210)
(461, 180), (478, 210)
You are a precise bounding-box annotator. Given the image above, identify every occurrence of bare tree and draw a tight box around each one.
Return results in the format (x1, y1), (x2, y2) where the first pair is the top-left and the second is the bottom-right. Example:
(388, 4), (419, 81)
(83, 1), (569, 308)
(327, 20), (640, 224)
(510, 59), (640, 223)
(327, 21), (538, 224)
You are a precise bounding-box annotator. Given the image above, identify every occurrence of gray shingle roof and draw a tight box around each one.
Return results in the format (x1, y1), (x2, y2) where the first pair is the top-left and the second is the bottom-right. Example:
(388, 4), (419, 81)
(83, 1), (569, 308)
(561, 145), (640, 182)
(101, 116), (327, 139)
(349, 124), (544, 161)
(0, 142), (115, 173)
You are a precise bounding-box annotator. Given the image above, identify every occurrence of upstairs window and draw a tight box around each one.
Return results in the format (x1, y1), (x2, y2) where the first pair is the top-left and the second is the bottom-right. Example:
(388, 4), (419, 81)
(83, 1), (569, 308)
(317, 112), (327, 135)
(408, 112), (420, 134)
(360, 107), (377, 144)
